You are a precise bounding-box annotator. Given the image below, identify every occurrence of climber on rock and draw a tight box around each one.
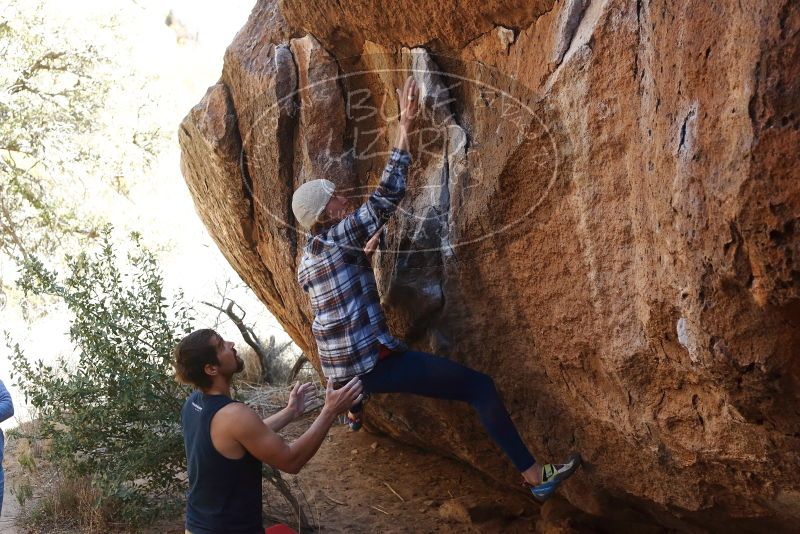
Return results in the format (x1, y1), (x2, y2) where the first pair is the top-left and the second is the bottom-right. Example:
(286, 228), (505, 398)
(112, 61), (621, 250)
(292, 75), (581, 502)
(173, 329), (363, 533)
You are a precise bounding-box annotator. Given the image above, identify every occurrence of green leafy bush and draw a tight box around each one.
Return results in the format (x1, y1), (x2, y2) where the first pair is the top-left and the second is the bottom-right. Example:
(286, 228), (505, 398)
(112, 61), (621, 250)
(8, 227), (193, 526)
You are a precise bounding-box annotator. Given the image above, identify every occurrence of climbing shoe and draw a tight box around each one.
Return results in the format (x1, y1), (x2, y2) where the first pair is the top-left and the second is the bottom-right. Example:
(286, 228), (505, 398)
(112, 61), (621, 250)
(346, 410), (362, 432)
(526, 453), (582, 502)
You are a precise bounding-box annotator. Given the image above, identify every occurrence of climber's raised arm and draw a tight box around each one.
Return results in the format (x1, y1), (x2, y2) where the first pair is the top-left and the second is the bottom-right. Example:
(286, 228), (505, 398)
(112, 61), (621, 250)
(392, 75), (418, 153)
(320, 77), (419, 250)
(292, 76), (419, 252)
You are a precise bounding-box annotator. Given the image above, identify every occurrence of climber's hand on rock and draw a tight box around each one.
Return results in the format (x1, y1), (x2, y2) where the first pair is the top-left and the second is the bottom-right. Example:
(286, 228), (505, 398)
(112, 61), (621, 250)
(364, 228), (382, 259)
(396, 75), (419, 130)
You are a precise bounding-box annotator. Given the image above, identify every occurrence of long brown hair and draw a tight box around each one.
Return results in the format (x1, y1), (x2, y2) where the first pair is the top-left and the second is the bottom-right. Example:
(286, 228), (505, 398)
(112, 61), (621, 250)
(172, 329), (220, 389)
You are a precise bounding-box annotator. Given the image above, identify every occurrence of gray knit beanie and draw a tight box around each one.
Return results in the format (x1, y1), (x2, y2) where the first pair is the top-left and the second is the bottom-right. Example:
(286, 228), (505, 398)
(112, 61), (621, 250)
(291, 179), (336, 229)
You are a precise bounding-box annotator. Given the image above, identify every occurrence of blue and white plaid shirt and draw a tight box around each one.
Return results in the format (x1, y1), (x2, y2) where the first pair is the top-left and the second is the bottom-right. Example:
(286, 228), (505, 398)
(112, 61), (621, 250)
(297, 148), (412, 381)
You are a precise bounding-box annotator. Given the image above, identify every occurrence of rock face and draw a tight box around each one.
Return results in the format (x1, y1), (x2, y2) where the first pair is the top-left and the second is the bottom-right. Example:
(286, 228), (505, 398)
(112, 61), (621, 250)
(179, 0), (800, 529)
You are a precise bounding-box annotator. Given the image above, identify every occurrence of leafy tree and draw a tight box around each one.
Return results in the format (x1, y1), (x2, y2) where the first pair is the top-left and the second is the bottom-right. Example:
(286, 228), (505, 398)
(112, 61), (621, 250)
(0, 0), (163, 286)
(7, 227), (192, 525)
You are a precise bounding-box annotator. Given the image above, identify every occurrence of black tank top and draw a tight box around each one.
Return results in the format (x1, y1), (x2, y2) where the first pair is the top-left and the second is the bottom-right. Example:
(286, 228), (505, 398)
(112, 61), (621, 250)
(181, 391), (262, 534)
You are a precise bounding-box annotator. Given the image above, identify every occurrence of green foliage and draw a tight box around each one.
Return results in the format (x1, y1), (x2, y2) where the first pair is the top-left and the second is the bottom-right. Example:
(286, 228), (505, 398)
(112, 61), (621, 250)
(1, 0), (105, 262)
(8, 227), (193, 525)
(0, 0), (163, 273)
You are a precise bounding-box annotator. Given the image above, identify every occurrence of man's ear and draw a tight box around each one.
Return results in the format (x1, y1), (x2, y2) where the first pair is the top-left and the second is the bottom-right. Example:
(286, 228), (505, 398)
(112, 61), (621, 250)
(204, 363), (219, 377)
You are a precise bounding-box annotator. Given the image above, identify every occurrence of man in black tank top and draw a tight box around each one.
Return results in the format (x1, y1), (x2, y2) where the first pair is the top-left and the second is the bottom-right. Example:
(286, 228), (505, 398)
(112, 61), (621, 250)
(174, 329), (363, 534)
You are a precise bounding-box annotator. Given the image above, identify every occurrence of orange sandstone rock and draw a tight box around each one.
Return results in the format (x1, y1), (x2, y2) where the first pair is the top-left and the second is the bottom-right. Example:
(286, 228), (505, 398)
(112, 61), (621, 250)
(179, 0), (800, 528)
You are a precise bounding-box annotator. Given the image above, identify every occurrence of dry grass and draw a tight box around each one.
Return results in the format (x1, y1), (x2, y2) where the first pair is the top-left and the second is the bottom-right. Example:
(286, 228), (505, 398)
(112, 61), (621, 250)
(7, 430), (118, 534)
(6, 419), (178, 534)
(5, 421), (95, 532)
(236, 343), (318, 390)
(235, 341), (307, 386)
(238, 344), (264, 383)
(25, 475), (113, 533)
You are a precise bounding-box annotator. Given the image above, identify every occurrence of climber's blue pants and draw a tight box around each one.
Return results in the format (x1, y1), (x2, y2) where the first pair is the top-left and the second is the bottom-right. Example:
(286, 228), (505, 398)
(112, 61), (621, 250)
(355, 349), (536, 472)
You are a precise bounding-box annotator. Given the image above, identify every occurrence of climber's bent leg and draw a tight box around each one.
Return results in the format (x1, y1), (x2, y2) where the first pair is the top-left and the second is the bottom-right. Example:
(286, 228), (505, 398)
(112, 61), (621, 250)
(360, 349), (536, 472)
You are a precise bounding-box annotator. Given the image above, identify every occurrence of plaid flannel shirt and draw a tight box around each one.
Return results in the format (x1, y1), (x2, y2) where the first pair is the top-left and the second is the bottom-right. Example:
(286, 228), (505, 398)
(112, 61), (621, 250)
(297, 148), (412, 381)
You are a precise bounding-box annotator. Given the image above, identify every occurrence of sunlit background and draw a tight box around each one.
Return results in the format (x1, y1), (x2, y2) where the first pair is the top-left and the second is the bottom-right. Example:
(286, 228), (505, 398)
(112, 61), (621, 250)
(0, 0), (297, 430)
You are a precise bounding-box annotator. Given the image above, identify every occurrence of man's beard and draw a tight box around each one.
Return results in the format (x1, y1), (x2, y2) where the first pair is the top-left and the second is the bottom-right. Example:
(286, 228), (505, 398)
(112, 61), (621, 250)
(235, 355), (244, 373)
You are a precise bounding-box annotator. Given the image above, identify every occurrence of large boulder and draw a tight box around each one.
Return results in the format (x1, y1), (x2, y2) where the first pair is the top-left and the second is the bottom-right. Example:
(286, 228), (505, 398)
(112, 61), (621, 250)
(179, 0), (800, 529)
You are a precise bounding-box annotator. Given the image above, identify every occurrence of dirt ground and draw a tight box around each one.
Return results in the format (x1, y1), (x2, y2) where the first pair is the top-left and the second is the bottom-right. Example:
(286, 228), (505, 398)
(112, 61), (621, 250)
(3, 398), (609, 534)
(3, 420), (559, 534)
(256, 423), (544, 533)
